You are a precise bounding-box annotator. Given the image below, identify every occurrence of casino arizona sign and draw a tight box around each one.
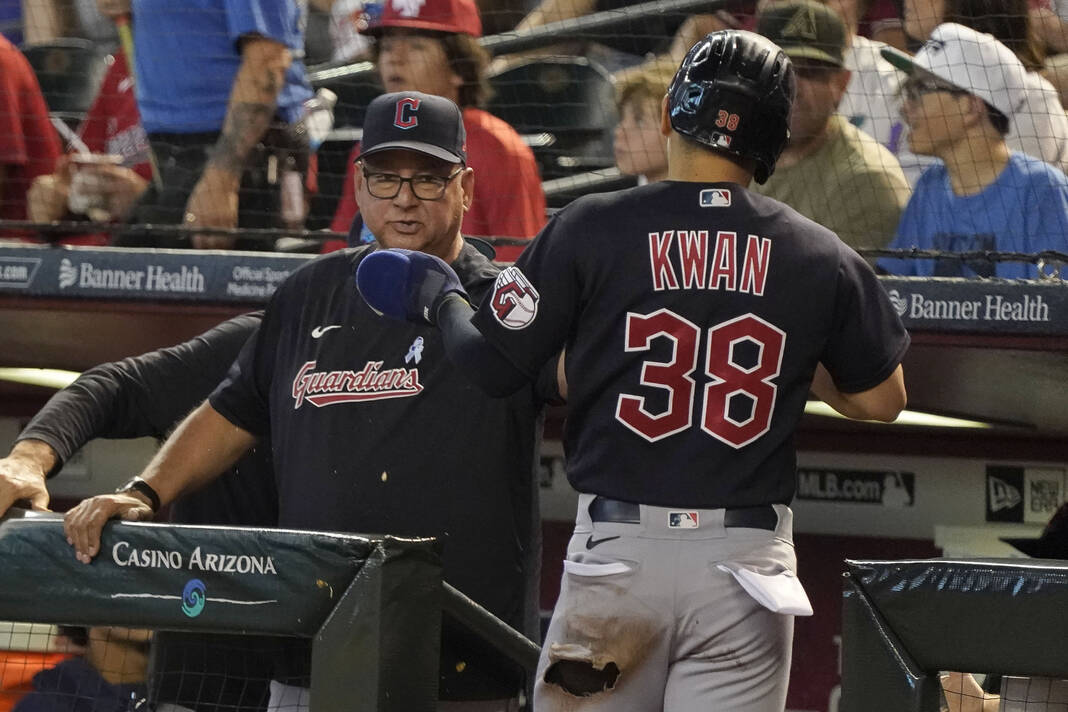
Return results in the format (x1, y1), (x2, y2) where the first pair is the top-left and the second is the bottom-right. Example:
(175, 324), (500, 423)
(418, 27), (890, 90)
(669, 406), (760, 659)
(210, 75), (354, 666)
(112, 541), (277, 575)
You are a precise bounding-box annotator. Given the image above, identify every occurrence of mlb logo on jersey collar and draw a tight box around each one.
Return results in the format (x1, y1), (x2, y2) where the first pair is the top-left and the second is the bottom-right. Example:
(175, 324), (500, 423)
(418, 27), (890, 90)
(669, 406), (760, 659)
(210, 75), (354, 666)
(699, 188), (731, 207)
(669, 511), (700, 528)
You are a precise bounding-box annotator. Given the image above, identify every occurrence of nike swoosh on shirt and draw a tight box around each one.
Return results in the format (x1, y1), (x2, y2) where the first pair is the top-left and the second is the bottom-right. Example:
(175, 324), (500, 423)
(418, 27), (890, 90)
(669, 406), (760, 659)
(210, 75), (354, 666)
(311, 325), (342, 339)
(585, 535), (621, 550)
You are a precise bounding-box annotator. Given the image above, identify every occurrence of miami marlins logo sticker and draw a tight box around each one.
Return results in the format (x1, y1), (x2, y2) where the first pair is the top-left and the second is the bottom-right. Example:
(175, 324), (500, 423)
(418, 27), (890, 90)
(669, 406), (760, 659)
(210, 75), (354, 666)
(491, 267), (539, 330)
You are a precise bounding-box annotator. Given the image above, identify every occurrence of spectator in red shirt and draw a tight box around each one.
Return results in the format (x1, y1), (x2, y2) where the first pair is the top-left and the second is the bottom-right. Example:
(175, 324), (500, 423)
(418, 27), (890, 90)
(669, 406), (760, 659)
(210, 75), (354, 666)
(327, 0), (546, 261)
(26, 51), (151, 245)
(0, 35), (60, 238)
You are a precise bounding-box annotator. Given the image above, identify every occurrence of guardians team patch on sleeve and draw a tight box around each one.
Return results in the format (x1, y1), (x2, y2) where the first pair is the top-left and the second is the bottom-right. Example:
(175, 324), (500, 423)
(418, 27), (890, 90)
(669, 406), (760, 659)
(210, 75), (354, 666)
(491, 266), (540, 329)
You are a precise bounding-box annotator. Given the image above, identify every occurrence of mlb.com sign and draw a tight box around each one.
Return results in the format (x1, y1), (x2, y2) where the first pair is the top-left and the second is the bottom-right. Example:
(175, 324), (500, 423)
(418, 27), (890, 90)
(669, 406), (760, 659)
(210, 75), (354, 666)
(58, 258), (205, 294)
(0, 256), (41, 288)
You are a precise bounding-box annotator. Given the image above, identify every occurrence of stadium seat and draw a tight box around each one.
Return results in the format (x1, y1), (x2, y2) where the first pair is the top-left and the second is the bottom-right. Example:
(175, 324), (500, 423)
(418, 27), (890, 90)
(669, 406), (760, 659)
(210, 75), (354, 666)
(20, 38), (108, 126)
(487, 57), (617, 180)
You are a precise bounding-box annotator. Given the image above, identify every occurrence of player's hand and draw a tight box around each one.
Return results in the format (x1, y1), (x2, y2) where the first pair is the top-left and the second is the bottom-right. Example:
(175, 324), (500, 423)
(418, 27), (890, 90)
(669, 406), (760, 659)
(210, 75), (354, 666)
(0, 445), (52, 516)
(64, 493), (154, 564)
(356, 248), (470, 325)
(185, 166), (239, 250)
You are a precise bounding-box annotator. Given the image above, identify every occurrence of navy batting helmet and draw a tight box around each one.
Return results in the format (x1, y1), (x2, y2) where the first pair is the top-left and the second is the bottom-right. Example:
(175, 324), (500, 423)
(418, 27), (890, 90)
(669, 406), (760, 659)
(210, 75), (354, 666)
(668, 30), (796, 184)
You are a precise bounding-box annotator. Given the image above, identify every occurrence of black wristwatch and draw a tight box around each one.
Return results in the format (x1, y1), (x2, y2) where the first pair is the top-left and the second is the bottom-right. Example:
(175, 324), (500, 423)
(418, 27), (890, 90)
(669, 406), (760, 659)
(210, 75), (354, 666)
(114, 476), (161, 513)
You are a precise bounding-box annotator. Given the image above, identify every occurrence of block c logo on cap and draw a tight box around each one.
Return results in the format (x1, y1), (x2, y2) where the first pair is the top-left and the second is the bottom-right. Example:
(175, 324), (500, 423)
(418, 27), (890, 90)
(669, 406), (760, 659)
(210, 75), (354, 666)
(394, 97), (421, 129)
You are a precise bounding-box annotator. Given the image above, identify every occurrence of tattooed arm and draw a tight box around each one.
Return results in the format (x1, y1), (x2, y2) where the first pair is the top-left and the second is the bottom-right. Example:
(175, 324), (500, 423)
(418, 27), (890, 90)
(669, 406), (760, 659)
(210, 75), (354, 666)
(185, 36), (292, 249)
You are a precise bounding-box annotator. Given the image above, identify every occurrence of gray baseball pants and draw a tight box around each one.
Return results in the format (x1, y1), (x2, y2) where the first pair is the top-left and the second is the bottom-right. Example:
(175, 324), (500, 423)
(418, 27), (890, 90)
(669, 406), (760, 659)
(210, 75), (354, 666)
(534, 494), (802, 712)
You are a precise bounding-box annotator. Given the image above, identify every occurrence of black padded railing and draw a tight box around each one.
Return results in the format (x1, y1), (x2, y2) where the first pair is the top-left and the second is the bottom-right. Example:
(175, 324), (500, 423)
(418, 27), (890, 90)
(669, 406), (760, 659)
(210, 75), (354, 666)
(0, 508), (540, 711)
(841, 558), (1068, 712)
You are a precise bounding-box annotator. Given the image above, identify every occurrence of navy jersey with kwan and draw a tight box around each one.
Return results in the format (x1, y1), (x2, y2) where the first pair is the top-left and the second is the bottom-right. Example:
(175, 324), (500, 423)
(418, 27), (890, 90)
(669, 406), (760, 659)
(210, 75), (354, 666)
(472, 181), (910, 509)
(210, 242), (542, 698)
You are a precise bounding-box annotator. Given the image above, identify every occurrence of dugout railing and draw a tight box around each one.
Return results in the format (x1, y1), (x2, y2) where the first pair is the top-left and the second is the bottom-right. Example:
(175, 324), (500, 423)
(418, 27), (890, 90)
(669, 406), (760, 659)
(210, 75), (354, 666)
(840, 558), (1068, 712)
(0, 508), (540, 712)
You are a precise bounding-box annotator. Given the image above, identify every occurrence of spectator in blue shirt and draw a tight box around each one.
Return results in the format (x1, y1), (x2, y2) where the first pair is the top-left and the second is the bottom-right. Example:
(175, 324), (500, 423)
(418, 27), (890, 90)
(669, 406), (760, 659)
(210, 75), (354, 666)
(878, 23), (1068, 279)
(100, 0), (314, 250)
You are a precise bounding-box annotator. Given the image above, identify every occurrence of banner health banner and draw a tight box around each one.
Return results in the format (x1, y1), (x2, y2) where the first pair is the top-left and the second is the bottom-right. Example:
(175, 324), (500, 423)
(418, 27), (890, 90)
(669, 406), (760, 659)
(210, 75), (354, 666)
(2, 247), (1067, 335)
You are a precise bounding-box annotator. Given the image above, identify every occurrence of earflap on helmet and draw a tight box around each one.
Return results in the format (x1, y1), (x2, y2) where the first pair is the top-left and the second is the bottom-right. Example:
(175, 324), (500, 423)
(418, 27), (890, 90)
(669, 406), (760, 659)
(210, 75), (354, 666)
(668, 30), (796, 183)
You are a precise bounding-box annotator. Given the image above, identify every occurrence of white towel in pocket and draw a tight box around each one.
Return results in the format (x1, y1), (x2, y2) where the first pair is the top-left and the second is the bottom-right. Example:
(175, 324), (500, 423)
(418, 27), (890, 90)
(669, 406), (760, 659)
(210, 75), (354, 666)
(717, 563), (814, 616)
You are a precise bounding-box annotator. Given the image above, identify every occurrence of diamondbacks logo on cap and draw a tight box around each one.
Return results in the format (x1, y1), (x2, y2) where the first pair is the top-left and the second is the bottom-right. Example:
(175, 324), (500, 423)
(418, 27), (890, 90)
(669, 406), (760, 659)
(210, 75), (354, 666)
(924, 38), (945, 54)
(391, 0), (426, 17)
(491, 266), (539, 329)
(782, 5), (820, 40)
(394, 97), (421, 129)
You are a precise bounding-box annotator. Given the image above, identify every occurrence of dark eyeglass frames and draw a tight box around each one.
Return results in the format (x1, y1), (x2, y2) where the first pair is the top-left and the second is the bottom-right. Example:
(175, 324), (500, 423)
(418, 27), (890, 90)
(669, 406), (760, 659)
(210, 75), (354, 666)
(360, 165), (464, 200)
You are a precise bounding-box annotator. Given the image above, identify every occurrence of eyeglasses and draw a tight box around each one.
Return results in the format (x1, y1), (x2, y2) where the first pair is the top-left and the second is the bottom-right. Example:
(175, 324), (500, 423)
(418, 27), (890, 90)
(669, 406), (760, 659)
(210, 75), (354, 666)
(792, 63), (841, 81)
(903, 78), (970, 103)
(360, 166), (464, 200)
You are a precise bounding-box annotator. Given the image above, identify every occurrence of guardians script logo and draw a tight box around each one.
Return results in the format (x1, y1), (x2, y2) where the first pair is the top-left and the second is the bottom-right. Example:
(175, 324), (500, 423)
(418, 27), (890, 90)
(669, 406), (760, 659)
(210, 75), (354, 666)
(291, 360), (423, 408)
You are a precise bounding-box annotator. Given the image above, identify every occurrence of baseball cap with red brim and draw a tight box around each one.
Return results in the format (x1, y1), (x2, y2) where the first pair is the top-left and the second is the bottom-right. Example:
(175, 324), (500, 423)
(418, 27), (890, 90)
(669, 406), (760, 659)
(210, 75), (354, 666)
(362, 0), (482, 37)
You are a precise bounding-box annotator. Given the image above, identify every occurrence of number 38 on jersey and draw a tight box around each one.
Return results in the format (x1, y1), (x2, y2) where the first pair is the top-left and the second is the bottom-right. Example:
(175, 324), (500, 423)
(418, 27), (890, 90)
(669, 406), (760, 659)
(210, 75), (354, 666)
(615, 309), (785, 448)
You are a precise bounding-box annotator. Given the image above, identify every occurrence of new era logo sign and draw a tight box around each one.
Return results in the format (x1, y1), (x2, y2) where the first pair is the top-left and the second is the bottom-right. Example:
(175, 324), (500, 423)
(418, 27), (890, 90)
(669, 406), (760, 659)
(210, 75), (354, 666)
(989, 476), (1022, 512)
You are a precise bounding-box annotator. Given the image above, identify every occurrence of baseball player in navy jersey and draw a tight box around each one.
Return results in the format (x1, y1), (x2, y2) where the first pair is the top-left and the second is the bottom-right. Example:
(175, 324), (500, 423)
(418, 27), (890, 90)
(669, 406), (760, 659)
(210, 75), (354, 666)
(358, 31), (909, 711)
(63, 91), (555, 712)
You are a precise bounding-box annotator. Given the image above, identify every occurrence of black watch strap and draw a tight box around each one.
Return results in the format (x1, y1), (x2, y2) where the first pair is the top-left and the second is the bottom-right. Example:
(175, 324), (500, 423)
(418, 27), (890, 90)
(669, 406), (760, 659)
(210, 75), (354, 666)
(115, 476), (161, 513)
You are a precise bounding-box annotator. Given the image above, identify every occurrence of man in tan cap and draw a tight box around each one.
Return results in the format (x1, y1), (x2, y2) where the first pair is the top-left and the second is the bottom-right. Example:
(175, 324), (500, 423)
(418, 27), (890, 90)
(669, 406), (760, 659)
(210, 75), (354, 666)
(754, 0), (910, 252)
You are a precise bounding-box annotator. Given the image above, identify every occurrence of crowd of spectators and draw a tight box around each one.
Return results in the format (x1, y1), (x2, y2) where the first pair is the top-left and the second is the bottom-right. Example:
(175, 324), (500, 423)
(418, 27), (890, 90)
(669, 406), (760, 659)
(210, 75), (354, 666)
(1, 0), (1068, 273)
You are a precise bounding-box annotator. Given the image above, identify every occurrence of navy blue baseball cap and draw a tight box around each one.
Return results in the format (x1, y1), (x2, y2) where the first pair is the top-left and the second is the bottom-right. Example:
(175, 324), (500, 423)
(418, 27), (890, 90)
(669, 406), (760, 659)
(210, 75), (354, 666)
(359, 91), (468, 164)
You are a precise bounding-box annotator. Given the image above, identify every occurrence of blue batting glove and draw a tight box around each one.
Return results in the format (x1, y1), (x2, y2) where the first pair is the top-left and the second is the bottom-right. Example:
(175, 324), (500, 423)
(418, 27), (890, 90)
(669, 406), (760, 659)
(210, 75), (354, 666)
(356, 248), (469, 325)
